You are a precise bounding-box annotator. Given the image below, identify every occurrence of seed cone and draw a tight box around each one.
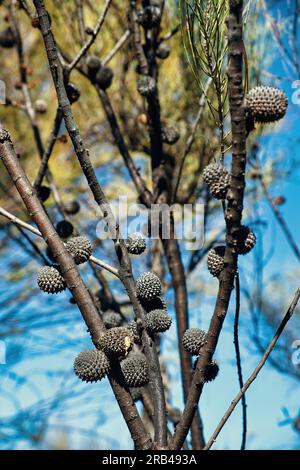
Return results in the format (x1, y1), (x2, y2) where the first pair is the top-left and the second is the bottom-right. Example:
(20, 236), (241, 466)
(37, 265), (66, 294)
(102, 310), (122, 329)
(203, 163), (226, 186)
(136, 272), (162, 301)
(207, 246), (225, 277)
(143, 296), (167, 313)
(0, 27), (16, 48)
(161, 126), (180, 145)
(193, 359), (219, 382)
(56, 220), (74, 238)
(74, 349), (110, 383)
(182, 328), (207, 355)
(66, 83), (80, 103)
(36, 185), (51, 202)
(144, 309), (172, 333)
(137, 76), (156, 96)
(66, 236), (92, 264)
(237, 225), (256, 255)
(156, 43), (170, 59)
(121, 352), (149, 387)
(96, 67), (114, 90)
(126, 233), (146, 255)
(98, 327), (134, 357)
(203, 163), (230, 200)
(63, 200), (80, 215)
(246, 85), (288, 123)
(138, 6), (161, 29)
(204, 361), (219, 382)
(128, 320), (142, 344)
(87, 55), (101, 79)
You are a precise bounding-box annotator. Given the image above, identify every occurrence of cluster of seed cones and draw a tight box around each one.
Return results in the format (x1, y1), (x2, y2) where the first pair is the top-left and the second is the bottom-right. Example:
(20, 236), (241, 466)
(182, 328), (219, 382)
(206, 226), (256, 278)
(37, 236), (92, 294)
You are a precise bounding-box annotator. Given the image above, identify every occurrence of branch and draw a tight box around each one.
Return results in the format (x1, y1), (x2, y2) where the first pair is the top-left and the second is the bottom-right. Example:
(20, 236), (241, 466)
(33, 108), (63, 189)
(68, 0), (113, 72)
(33, 0), (167, 448)
(0, 125), (151, 450)
(95, 87), (153, 207)
(204, 287), (300, 450)
(170, 0), (247, 450)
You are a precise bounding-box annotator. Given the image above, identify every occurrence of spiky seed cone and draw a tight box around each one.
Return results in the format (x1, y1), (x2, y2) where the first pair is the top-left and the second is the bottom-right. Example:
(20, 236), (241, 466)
(121, 352), (149, 387)
(128, 320), (142, 344)
(137, 76), (156, 97)
(37, 266), (66, 294)
(144, 309), (172, 334)
(66, 83), (81, 104)
(136, 272), (162, 301)
(74, 349), (110, 383)
(66, 236), (92, 264)
(98, 327), (134, 357)
(207, 246), (225, 277)
(156, 43), (170, 59)
(210, 174), (230, 200)
(126, 233), (146, 255)
(63, 200), (80, 215)
(143, 296), (167, 313)
(56, 220), (74, 239)
(102, 310), (122, 329)
(95, 67), (114, 90)
(202, 163), (226, 186)
(204, 361), (219, 382)
(246, 85), (288, 123)
(161, 126), (180, 145)
(236, 225), (256, 255)
(203, 163), (230, 199)
(182, 328), (207, 356)
(0, 27), (16, 48)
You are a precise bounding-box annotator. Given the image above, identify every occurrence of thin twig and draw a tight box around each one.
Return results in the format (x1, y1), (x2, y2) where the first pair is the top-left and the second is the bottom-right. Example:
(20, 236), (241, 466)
(102, 29), (131, 66)
(233, 272), (247, 450)
(33, 108), (63, 188)
(204, 288), (300, 450)
(68, 0), (113, 71)
(0, 206), (120, 277)
(173, 77), (213, 202)
(260, 178), (300, 263)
